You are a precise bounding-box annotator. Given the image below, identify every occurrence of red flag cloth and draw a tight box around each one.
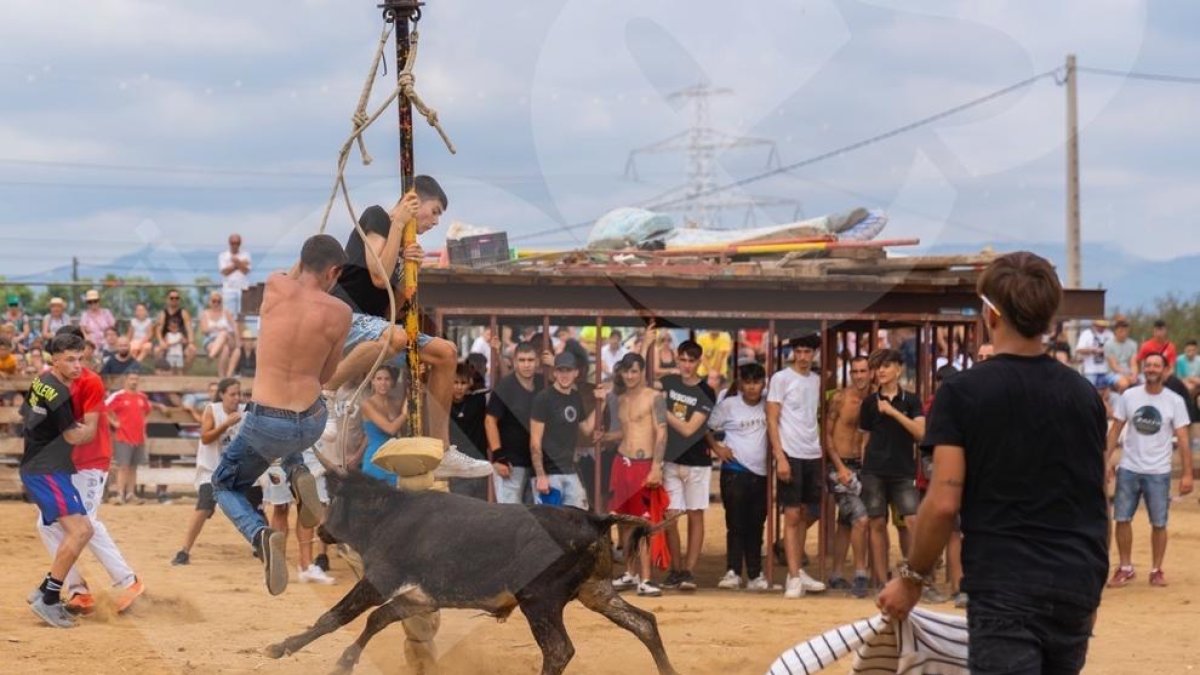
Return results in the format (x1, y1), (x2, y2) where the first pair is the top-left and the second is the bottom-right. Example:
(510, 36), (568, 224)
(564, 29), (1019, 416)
(648, 486), (671, 571)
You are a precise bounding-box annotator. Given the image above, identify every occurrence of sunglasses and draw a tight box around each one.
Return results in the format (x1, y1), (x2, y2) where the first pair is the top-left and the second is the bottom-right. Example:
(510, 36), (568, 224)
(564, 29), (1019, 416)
(979, 294), (1002, 318)
(168, 296), (180, 300)
(86, 299), (99, 304)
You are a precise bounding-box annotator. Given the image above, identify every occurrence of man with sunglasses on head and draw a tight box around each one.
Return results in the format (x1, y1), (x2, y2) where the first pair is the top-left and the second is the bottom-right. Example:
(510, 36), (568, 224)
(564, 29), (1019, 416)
(155, 289), (197, 370)
(878, 252), (1108, 674)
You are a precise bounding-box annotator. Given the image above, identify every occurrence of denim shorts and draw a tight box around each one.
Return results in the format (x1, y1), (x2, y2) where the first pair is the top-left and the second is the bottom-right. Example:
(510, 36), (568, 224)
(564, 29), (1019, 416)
(861, 473), (919, 519)
(1086, 373), (1117, 390)
(533, 473), (589, 509)
(345, 313), (434, 363)
(1113, 468), (1171, 527)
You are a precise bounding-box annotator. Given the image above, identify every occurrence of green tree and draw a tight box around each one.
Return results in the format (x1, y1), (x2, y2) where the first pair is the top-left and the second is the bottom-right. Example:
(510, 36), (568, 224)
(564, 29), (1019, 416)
(1122, 293), (1200, 346)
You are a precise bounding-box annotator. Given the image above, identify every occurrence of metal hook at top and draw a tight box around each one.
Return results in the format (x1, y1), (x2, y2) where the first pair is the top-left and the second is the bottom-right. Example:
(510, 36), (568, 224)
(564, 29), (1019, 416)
(379, 0), (424, 24)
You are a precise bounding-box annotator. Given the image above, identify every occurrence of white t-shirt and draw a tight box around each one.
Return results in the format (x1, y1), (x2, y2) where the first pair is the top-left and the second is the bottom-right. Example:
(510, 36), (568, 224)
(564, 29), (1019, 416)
(708, 393), (769, 476)
(218, 250), (252, 292)
(766, 367), (821, 459)
(1076, 328), (1113, 375)
(196, 402), (245, 487)
(601, 345), (629, 377)
(470, 335), (492, 375)
(1116, 386), (1189, 475)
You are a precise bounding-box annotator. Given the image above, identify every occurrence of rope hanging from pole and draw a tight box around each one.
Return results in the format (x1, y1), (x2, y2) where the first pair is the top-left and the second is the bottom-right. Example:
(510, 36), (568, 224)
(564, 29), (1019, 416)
(314, 17), (455, 470)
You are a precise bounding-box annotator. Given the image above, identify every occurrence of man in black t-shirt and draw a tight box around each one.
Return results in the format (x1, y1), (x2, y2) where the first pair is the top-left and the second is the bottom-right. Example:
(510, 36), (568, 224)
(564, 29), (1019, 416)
(858, 348), (924, 588)
(656, 338), (715, 592)
(878, 252), (1107, 674)
(20, 333), (98, 628)
(448, 363), (489, 500)
(529, 353), (597, 509)
(323, 175), (490, 481)
(485, 342), (544, 504)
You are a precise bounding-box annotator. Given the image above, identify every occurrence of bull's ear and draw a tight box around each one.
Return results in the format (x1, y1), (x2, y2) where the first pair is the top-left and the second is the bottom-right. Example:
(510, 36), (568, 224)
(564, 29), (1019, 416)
(325, 469), (345, 495)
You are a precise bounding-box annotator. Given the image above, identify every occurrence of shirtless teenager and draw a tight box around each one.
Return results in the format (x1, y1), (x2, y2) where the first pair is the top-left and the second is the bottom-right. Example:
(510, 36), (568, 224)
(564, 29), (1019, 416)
(600, 353), (668, 597)
(211, 235), (352, 596)
(825, 355), (871, 598)
(324, 176), (489, 480)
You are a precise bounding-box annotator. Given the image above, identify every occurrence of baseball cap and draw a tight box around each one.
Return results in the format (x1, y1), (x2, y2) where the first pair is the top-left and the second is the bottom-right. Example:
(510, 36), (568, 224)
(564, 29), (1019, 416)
(5, 294), (18, 306)
(84, 289), (101, 302)
(1153, 319), (1167, 329)
(553, 352), (577, 370)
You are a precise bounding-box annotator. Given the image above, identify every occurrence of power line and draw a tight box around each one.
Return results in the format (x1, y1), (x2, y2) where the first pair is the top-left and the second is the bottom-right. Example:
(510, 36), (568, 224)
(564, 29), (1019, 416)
(1078, 66), (1200, 86)
(511, 68), (1061, 244)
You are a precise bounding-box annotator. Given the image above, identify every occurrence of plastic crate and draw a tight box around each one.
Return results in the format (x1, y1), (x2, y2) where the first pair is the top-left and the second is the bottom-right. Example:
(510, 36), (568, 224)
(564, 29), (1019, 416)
(447, 232), (510, 268)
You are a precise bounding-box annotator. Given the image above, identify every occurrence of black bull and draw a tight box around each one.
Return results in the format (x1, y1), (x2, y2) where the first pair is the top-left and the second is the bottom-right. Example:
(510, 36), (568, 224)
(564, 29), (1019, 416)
(265, 471), (678, 675)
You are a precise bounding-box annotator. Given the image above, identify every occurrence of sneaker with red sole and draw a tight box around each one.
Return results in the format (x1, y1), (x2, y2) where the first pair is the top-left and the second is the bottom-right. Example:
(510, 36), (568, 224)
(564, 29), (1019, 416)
(65, 592), (96, 615)
(115, 577), (145, 613)
(1107, 566), (1135, 588)
(1149, 569), (1168, 587)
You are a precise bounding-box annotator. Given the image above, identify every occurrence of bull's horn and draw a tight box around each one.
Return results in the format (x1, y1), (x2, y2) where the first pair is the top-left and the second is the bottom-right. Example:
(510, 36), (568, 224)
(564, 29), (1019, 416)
(312, 447), (347, 476)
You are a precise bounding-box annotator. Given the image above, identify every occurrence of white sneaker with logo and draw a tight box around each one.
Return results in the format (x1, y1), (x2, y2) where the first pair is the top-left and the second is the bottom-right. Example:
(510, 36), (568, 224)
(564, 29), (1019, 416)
(298, 564), (336, 585)
(796, 569), (826, 593)
(746, 574), (770, 592)
(717, 570), (742, 590)
(433, 445), (494, 479)
(784, 574), (805, 599)
(612, 572), (640, 591)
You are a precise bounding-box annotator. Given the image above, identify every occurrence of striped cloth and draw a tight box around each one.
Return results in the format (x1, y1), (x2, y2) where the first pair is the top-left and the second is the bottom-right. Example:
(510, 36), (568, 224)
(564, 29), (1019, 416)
(766, 607), (968, 674)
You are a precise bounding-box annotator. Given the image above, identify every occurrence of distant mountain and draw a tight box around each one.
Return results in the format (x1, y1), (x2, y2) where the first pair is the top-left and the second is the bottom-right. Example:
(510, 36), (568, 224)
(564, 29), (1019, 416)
(15, 241), (1193, 312)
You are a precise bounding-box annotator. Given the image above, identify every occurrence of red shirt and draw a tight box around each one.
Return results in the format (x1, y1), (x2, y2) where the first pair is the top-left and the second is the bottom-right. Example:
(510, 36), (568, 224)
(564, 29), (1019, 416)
(70, 368), (113, 471)
(107, 389), (152, 446)
(1136, 338), (1177, 370)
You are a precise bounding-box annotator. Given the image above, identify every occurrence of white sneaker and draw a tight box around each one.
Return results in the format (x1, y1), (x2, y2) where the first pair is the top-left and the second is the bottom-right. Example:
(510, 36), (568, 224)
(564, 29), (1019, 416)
(637, 580), (663, 597)
(717, 570), (742, 590)
(298, 564), (336, 585)
(784, 574), (805, 599)
(796, 569), (826, 593)
(746, 574), (770, 592)
(612, 572), (640, 591)
(433, 445), (494, 479)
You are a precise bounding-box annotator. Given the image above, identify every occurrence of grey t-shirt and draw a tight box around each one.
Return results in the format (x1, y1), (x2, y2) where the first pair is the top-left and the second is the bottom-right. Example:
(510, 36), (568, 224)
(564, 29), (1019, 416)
(1104, 338), (1138, 373)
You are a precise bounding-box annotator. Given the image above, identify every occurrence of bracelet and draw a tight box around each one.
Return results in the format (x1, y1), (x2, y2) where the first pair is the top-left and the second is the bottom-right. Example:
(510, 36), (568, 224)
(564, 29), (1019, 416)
(897, 561), (934, 588)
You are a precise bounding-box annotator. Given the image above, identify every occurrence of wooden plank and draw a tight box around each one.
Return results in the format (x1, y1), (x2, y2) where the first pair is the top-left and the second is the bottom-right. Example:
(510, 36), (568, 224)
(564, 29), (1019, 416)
(0, 436), (197, 457)
(0, 407), (200, 425)
(0, 375), (252, 393)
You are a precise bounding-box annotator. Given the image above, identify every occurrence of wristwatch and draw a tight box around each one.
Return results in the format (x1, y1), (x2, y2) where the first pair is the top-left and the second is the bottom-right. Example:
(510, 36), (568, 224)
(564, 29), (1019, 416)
(897, 561), (934, 588)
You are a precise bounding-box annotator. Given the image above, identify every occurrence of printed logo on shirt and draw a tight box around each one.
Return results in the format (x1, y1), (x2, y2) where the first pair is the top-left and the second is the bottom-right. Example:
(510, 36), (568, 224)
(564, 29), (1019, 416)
(563, 405), (578, 423)
(1132, 405), (1163, 435)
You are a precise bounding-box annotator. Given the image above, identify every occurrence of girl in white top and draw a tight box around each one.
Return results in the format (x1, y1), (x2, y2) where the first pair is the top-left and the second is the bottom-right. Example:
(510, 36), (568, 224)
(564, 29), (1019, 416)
(172, 378), (244, 565)
(126, 303), (155, 362)
(199, 290), (238, 377)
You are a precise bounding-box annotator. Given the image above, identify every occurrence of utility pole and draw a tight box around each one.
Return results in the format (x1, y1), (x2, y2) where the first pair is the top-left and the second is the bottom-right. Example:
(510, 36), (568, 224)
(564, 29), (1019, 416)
(1065, 54), (1082, 289)
(380, 0), (423, 193)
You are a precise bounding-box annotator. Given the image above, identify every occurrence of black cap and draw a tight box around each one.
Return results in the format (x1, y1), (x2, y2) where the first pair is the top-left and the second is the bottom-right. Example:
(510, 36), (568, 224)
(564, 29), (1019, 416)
(1153, 319), (1167, 329)
(553, 352), (577, 369)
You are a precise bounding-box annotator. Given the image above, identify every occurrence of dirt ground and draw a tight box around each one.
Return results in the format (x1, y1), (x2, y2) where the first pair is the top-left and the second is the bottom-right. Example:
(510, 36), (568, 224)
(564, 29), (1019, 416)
(1, 494), (1198, 674)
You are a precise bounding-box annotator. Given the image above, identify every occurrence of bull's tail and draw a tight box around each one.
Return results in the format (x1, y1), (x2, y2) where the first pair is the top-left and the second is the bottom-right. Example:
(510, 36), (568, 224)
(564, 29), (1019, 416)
(593, 512), (683, 551)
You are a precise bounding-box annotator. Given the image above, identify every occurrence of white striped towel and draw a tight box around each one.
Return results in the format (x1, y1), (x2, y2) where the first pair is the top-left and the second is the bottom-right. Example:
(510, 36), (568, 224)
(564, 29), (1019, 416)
(766, 607), (969, 674)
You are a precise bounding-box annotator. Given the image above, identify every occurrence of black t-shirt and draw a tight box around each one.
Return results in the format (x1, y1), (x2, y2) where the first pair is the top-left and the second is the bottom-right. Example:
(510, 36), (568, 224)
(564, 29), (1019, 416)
(100, 356), (141, 376)
(859, 389), (923, 478)
(333, 205), (402, 318)
(485, 374), (544, 467)
(1165, 375), (1200, 424)
(530, 386), (585, 475)
(450, 392), (488, 461)
(661, 375), (715, 466)
(923, 354), (1108, 609)
(20, 372), (77, 475)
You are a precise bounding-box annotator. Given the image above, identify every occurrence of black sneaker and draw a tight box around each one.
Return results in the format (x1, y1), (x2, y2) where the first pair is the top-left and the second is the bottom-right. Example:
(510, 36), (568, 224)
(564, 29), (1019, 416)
(171, 550), (190, 566)
(288, 464), (325, 529)
(660, 570), (683, 590)
(677, 571), (697, 592)
(828, 576), (851, 591)
(314, 553), (331, 572)
(255, 527), (288, 596)
(851, 575), (869, 599)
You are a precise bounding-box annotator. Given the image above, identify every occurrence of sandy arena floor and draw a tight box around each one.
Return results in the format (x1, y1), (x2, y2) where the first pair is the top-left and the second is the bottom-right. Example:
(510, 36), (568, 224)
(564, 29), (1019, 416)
(1, 494), (1197, 674)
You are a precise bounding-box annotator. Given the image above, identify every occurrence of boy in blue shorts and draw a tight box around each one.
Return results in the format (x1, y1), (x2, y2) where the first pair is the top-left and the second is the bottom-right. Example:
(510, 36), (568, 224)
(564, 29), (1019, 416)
(20, 332), (98, 628)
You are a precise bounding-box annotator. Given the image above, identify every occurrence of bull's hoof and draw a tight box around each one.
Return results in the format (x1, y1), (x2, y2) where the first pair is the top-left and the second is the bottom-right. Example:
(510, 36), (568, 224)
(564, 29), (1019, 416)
(264, 643), (289, 659)
(329, 662), (355, 675)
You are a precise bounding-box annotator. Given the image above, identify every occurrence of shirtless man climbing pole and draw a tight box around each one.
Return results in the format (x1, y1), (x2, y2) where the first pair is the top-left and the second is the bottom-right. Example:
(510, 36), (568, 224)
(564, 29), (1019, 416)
(212, 234), (352, 596)
(825, 355), (872, 598)
(600, 353), (669, 597)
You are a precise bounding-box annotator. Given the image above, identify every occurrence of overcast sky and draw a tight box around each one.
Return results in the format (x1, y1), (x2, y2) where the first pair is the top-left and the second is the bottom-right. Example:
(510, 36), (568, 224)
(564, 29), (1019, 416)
(1, 0), (1197, 280)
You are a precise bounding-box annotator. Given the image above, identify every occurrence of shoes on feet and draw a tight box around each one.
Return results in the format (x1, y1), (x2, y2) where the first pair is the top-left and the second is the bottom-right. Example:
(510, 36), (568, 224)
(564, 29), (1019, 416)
(256, 528), (288, 596)
(851, 575), (870, 599)
(637, 580), (663, 597)
(314, 553), (331, 572)
(65, 592), (96, 615)
(677, 571), (697, 592)
(745, 574), (770, 592)
(30, 597), (77, 628)
(298, 564), (336, 585)
(717, 570), (742, 590)
(1107, 565), (1135, 588)
(827, 576), (851, 591)
(171, 550), (190, 566)
(796, 570), (826, 593)
(1149, 568), (1168, 587)
(288, 464), (325, 529)
(114, 577), (145, 613)
(612, 572), (639, 591)
(433, 445), (494, 480)
(659, 570), (683, 590)
(784, 575), (805, 599)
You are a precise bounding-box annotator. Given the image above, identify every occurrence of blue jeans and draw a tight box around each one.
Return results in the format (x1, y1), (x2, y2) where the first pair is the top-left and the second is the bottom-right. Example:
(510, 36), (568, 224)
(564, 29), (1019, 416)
(532, 473), (588, 509)
(1113, 468), (1171, 527)
(345, 313), (434, 370)
(212, 401), (327, 544)
(969, 589), (1095, 674)
(493, 466), (532, 505)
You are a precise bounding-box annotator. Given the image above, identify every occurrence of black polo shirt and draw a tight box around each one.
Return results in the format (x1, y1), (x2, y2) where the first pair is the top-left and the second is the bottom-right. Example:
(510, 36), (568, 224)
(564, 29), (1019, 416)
(485, 373), (544, 468)
(859, 388), (923, 478)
